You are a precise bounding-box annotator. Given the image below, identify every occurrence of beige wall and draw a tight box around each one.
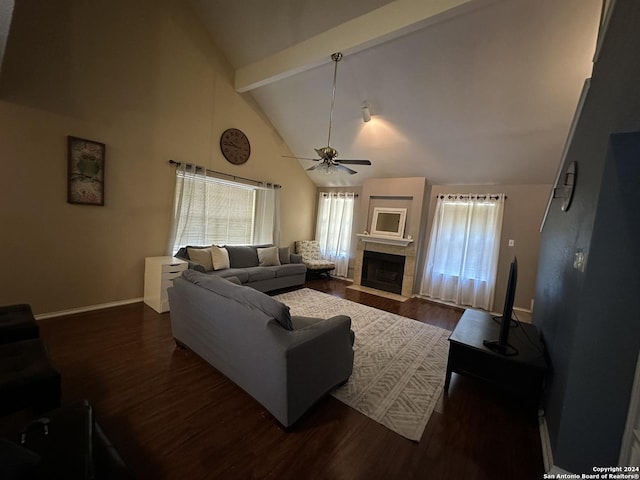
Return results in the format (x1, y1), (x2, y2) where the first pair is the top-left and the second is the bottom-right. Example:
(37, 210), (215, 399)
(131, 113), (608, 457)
(0, 0), (316, 315)
(359, 178), (428, 241)
(426, 184), (551, 312)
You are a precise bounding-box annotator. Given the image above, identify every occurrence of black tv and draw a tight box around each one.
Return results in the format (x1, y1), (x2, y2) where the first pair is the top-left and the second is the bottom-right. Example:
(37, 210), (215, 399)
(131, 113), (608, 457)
(483, 257), (518, 356)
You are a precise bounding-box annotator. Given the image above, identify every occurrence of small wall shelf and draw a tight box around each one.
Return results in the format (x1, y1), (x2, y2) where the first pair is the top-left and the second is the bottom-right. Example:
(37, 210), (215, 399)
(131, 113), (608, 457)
(356, 234), (414, 247)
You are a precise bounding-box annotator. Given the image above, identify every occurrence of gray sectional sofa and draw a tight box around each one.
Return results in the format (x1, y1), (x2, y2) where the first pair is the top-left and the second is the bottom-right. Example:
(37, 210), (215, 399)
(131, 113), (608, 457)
(175, 244), (306, 292)
(167, 270), (355, 427)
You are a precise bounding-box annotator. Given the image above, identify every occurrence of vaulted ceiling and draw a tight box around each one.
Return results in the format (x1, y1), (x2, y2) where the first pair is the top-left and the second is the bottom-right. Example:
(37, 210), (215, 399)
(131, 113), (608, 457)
(188, 0), (602, 187)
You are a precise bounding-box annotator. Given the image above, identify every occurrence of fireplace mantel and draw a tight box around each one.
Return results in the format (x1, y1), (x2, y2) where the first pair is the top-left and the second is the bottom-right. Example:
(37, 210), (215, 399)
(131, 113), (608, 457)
(356, 234), (414, 247)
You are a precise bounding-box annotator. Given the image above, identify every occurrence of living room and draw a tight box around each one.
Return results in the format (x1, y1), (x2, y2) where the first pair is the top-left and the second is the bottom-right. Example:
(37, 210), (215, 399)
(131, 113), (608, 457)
(1, 0), (639, 479)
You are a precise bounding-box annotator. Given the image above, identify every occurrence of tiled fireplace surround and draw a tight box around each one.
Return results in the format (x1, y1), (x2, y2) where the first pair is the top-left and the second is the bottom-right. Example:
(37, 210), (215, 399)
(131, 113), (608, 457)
(350, 177), (427, 299)
(353, 241), (417, 298)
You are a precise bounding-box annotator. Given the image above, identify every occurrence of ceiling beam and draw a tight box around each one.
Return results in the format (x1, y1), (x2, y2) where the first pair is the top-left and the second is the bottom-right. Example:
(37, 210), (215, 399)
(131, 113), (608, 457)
(235, 0), (476, 93)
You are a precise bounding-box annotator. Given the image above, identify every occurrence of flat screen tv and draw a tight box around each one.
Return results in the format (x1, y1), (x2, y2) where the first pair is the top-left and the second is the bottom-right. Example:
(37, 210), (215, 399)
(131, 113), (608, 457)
(483, 257), (518, 356)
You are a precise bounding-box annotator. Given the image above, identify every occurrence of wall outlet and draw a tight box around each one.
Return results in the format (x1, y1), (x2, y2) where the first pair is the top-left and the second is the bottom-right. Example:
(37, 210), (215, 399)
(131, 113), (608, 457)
(508, 239), (515, 247)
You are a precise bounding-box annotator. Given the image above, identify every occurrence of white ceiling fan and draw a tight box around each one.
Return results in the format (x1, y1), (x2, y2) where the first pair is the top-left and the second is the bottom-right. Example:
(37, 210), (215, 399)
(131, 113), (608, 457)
(284, 52), (372, 175)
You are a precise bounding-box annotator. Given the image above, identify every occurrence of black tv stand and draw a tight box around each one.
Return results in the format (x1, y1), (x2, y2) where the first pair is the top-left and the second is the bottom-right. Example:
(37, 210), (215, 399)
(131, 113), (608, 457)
(445, 309), (546, 412)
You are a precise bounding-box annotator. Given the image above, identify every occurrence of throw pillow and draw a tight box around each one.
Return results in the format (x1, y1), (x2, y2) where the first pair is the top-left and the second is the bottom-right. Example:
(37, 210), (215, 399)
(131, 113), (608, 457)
(187, 247), (214, 271)
(257, 246), (281, 267)
(211, 246), (230, 270)
(225, 245), (259, 268)
(278, 247), (291, 264)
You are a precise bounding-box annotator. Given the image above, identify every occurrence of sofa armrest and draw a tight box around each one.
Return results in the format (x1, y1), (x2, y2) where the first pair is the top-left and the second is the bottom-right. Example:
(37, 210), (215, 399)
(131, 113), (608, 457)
(268, 315), (354, 424)
(286, 313), (354, 380)
(184, 260), (206, 272)
(268, 315), (351, 350)
(173, 251), (206, 272)
(290, 253), (303, 264)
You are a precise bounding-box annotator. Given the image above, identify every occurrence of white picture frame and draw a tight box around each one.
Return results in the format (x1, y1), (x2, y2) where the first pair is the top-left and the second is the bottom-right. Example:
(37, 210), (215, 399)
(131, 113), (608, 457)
(371, 207), (407, 238)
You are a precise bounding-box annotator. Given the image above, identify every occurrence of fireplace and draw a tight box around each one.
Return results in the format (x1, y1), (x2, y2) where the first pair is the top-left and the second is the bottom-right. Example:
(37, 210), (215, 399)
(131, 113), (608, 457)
(361, 250), (405, 294)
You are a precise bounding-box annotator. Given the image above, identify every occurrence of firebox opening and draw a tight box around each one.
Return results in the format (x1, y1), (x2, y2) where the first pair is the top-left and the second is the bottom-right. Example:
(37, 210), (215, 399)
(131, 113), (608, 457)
(361, 250), (405, 295)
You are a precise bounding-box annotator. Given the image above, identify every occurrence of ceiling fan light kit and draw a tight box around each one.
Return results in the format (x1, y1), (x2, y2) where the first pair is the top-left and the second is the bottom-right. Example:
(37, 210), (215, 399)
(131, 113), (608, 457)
(317, 162), (337, 175)
(284, 52), (372, 175)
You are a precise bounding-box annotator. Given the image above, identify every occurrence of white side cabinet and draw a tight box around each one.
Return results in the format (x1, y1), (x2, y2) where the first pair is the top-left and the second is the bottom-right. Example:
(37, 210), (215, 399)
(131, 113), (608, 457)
(144, 256), (188, 313)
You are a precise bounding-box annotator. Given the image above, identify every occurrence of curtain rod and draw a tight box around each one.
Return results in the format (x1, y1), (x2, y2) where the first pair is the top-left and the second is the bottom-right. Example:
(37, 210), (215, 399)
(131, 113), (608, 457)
(168, 160), (281, 189)
(437, 194), (507, 200)
(320, 192), (359, 198)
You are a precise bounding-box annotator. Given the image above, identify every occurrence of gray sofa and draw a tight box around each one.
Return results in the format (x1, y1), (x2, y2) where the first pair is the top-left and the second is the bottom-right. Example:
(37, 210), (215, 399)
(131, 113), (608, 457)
(175, 245), (306, 292)
(167, 270), (354, 427)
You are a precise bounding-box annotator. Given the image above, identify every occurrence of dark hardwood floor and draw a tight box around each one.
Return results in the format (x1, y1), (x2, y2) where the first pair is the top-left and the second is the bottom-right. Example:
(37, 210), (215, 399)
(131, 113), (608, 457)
(16, 279), (543, 479)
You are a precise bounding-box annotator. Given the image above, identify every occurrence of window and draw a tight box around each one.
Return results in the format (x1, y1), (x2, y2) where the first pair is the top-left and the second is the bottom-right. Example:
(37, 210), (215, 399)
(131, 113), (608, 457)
(168, 166), (278, 254)
(420, 194), (505, 310)
(315, 192), (355, 277)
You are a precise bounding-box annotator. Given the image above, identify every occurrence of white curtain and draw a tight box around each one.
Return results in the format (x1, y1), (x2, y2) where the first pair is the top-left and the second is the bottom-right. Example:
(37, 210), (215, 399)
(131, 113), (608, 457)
(167, 163), (207, 254)
(252, 184), (281, 246)
(420, 194), (505, 310)
(167, 164), (279, 254)
(316, 192), (355, 278)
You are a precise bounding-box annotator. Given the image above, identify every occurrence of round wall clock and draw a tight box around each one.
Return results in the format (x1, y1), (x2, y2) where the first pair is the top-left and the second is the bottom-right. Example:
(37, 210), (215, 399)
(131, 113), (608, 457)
(220, 128), (251, 165)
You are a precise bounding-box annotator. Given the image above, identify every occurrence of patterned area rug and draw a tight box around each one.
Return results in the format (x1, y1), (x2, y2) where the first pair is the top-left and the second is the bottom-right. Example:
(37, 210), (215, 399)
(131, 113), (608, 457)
(274, 288), (451, 441)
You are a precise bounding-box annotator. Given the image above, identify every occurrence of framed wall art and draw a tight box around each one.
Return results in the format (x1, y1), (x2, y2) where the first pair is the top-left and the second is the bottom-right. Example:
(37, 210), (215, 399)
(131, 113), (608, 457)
(67, 136), (105, 206)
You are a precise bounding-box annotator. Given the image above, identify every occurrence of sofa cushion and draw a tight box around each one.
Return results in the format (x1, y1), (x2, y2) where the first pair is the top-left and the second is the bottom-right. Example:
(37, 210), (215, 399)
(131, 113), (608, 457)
(181, 270), (293, 330)
(291, 316), (324, 330)
(207, 268), (250, 283)
(244, 267), (277, 282)
(211, 246), (230, 270)
(187, 247), (214, 271)
(267, 264), (307, 278)
(225, 246), (260, 268)
(278, 247), (291, 264)
(257, 246), (281, 267)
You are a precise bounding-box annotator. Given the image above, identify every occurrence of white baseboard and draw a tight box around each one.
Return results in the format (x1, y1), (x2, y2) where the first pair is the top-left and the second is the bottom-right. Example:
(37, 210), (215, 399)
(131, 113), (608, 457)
(548, 465), (575, 475)
(34, 297), (143, 320)
(514, 306), (532, 314)
(539, 413), (575, 475)
(539, 413), (553, 472)
(513, 307), (532, 323)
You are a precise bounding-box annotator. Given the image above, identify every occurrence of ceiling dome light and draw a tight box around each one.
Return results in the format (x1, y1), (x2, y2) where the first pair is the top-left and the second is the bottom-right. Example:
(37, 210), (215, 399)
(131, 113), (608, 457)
(361, 103), (371, 123)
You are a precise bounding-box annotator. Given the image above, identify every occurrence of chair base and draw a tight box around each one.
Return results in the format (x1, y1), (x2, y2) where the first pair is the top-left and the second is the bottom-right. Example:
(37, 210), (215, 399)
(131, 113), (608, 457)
(306, 268), (334, 280)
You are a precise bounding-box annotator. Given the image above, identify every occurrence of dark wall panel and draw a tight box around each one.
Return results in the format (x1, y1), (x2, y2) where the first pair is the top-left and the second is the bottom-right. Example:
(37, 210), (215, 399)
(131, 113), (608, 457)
(533, 0), (640, 473)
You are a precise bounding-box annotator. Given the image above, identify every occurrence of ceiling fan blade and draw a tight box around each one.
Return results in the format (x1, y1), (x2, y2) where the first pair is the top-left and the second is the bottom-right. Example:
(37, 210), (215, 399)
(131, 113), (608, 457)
(335, 159), (372, 165)
(306, 164), (323, 171)
(336, 164), (358, 175)
(281, 155), (320, 161)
